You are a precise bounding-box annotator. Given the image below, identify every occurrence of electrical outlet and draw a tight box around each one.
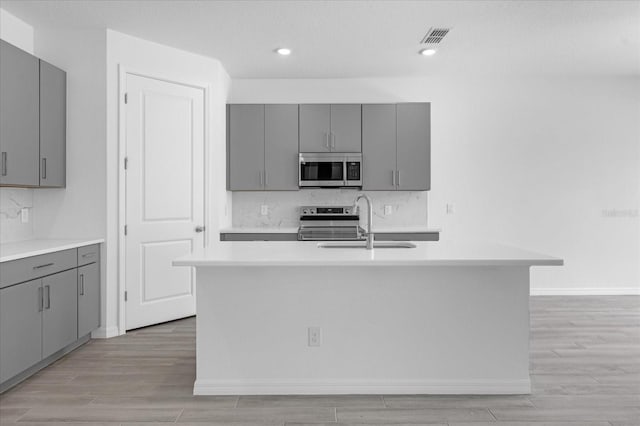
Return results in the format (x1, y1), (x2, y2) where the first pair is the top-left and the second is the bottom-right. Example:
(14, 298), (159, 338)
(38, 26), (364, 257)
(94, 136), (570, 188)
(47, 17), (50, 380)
(446, 203), (455, 215)
(20, 208), (29, 223)
(384, 205), (393, 216)
(308, 327), (321, 347)
(260, 205), (269, 216)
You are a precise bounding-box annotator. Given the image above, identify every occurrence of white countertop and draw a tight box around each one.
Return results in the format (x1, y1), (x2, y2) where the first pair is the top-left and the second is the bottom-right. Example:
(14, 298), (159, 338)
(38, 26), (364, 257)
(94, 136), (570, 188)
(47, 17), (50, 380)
(174, 240), (562, 267)
(220, 226), (441, 234)
(0, 239), (105, 262)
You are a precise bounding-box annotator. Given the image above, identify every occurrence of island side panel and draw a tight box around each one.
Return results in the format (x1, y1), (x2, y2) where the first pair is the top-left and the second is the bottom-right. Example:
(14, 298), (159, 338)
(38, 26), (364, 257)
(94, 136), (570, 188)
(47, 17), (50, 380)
(194, 265), (531, 395)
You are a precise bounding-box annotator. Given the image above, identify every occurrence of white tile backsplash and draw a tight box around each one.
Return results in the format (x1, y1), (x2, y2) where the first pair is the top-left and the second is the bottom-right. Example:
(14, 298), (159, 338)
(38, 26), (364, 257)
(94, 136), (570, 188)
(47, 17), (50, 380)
(232, 189), (427, 229)
(0, 188), (34, 243)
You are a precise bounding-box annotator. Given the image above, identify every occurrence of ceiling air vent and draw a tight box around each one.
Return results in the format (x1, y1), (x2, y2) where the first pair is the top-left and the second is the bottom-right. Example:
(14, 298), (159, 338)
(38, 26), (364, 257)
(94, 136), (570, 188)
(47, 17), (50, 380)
(420, 27), (451, 44)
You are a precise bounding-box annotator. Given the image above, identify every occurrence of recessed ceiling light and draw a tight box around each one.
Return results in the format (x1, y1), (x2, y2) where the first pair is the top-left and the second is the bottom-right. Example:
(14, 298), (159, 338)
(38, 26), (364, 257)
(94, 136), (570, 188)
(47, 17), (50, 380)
(275, 48), (291, 56)
(419, 48), (437, 56)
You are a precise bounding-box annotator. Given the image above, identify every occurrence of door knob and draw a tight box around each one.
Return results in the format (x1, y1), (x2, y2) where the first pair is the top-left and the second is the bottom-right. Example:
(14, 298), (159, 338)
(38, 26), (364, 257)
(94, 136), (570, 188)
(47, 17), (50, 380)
(195, 226), (205, 233)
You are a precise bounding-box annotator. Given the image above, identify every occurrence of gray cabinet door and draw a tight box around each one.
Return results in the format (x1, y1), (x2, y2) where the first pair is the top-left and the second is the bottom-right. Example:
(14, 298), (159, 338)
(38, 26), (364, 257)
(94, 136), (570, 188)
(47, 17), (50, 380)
(0, 279), (43, 383)
(77, 262), (100, 338)
(299, 104), (330, 152)
(42, 269), (78, 358)
(330, 104), (361, 152)
(265, 105), (298, 190)
(396, 103), (431, 191)
(228, 104), (265, 190)
(362, 104), (397, 190)
(0, 40), (39, 186)
(39, 60), (66, 188)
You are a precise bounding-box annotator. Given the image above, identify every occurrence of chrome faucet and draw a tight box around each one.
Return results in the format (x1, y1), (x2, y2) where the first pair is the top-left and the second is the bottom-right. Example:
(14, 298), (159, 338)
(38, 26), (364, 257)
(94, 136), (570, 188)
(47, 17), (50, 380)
(353, 194), (374, 249)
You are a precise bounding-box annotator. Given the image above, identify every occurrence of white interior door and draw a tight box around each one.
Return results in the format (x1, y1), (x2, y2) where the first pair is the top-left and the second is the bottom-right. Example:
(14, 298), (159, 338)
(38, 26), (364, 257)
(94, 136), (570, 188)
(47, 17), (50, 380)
(125, 73), (205, 330)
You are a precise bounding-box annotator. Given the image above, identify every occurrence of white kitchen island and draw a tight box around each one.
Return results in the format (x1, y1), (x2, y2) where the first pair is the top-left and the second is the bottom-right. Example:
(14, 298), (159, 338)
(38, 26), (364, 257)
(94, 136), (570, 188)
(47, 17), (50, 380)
(174, 241), (562, 396)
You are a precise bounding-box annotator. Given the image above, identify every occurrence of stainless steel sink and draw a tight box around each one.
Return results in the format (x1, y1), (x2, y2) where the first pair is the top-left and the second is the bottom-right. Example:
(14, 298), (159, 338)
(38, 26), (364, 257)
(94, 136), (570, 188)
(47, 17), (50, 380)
(317, 241), (416, 249)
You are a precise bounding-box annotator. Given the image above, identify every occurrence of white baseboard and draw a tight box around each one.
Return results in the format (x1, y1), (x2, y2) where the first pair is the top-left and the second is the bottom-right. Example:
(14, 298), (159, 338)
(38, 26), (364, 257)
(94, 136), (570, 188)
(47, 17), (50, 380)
(193, 378), (531, 395)
(91, 325), (120, 339)
(531, 287), (640, 296)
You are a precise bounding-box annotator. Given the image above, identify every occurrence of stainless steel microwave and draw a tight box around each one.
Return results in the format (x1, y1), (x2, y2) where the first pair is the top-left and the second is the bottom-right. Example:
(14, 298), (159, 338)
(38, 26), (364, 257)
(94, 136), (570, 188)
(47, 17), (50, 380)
(299, 152), (362, 188)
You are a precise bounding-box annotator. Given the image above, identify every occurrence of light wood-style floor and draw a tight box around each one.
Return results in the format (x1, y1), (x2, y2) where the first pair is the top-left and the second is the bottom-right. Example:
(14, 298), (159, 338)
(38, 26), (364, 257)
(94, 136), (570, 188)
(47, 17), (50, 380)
(0, 296), (638, 425)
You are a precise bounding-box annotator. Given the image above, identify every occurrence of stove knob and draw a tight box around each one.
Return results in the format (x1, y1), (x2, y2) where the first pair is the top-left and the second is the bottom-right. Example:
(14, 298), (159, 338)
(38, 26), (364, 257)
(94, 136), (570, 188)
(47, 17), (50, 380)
(302, 209), (309, 215)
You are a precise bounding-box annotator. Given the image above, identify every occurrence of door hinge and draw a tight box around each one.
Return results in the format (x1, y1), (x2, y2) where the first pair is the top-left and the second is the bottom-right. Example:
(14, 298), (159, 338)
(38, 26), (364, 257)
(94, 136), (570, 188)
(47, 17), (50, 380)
(124, 225), (128, 236)
(124, 93), (128, 104)
(124, 157), (128, 170)
(124, 291), (128, 302)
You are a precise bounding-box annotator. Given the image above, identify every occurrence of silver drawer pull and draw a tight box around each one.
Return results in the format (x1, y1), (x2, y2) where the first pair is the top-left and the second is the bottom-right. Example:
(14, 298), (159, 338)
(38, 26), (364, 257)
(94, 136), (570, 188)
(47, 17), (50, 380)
(1, 152), (6, 176)
(44, 285), (51, 310)
(42, 158), (47, 179)
(79, 274), (85, 295)
(33, 262), (54, 269)
(81, 252), (96, 258)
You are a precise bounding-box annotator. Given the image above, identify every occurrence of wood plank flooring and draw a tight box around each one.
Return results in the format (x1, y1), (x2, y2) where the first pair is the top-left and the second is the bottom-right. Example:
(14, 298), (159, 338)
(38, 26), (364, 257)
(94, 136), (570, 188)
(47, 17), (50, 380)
(0, 296), (638, 425)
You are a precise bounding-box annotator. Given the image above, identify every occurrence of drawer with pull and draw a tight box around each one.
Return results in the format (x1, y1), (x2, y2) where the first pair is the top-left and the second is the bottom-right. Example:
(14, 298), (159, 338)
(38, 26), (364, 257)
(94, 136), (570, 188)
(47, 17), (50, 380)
(77, 244), (100, 266)
(0, 249), (77, 289)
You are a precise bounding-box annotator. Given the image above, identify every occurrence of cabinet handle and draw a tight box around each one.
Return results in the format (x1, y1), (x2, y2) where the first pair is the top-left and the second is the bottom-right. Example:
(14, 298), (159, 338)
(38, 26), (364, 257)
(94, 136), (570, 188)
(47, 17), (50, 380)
(325, 133), (330, 150)
(397, 170), (401, 187)
(331, 132), (335, 149)
(38, 286), (43, 312)
(1, 152), (6, 176)
(44, 285), (51, 310)
(79, 274), (85, 296)
(42, 158), (47, 179)
(33, 262), (54, 270)
(264, 170), (267, 187)
(259, 170), (263, 186)
(81, 252), (96, 258)
(392, 170), (396, 186)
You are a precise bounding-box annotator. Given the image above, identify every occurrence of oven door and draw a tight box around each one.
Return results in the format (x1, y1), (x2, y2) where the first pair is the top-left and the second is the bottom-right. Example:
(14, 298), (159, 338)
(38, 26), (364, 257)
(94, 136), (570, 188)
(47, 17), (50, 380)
(299, 154), (345, 187)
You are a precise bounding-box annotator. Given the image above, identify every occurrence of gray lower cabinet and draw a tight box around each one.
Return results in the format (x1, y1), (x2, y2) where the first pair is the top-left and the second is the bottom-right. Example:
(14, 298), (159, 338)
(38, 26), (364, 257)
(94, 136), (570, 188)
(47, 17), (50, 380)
(0, 39), (40, 186)
(227, 104), (298, 191)
(39, 60), (67, 188)
(363, 103), (431, 191)
(0, 245), (101, 392)
(299, 104), (361, 153)
(42, 269), (78, 359)
(0, 279), (43, 383)
(78, 262), (100, 338)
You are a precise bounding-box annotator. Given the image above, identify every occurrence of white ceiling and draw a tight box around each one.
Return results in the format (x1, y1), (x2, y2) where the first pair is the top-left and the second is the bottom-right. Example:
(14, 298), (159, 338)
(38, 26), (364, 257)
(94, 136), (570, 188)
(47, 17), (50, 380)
(2, 0), (638, 78)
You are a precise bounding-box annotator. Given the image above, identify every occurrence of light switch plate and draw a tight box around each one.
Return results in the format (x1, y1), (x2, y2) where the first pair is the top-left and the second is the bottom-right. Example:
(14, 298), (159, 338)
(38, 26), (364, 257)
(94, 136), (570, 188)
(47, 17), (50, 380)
(446, 203), (455, 215)
(20, 207), (29, 223)
(384, 205), (393, 216)
(261, 205), (268, 216)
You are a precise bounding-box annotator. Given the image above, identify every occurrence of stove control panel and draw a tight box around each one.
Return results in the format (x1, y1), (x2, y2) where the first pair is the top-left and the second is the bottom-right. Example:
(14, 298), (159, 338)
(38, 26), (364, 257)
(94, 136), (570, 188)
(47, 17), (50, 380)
(300, 206), (354, 216)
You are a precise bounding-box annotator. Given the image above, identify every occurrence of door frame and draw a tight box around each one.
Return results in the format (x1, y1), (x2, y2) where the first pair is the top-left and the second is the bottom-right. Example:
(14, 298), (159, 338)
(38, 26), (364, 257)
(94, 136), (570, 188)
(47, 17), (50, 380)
(117, 65), (211, 335)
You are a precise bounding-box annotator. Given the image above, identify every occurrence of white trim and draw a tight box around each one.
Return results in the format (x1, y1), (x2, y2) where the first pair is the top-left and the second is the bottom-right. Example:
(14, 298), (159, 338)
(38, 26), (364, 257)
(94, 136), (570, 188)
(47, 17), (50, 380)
(91, 325), (120, 339)
(117, 65), (211, 335)
(193, 378), (531, 396)
(531, 287), (640, 296)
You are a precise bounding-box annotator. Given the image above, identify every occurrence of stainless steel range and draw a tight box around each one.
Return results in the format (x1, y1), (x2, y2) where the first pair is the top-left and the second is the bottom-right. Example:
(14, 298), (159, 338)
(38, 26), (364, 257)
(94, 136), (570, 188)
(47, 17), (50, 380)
(297, 205), (365, 241)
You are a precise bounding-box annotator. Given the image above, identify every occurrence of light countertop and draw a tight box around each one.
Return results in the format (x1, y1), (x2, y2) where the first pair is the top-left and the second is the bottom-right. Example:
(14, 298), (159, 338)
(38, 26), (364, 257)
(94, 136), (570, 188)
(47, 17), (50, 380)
(220, 226), (441, 234)
(174, 240), (562, 267)
(1, 239), (105, 263)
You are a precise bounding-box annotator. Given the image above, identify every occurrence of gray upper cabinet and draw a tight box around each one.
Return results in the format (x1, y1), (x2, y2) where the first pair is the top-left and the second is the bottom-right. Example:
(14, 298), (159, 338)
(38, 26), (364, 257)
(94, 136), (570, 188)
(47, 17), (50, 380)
(363, 103), (431, 191)
(299, 104), (361, 152)
(42, 269), (78, 359)
(329, 104), (361, 152)
(299, 104), (331, 152)
(39, 60), (67, 188)
(362, 104), (397, 191)
(397, 103), (431, 191)
(264, 105), (299, 190)
(78, 262), (100, 338)
(228, 104), (265, 191)
(0, 279), (43, 383)
(228, 104), (299, 191)
(0, 40), (40, 186)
